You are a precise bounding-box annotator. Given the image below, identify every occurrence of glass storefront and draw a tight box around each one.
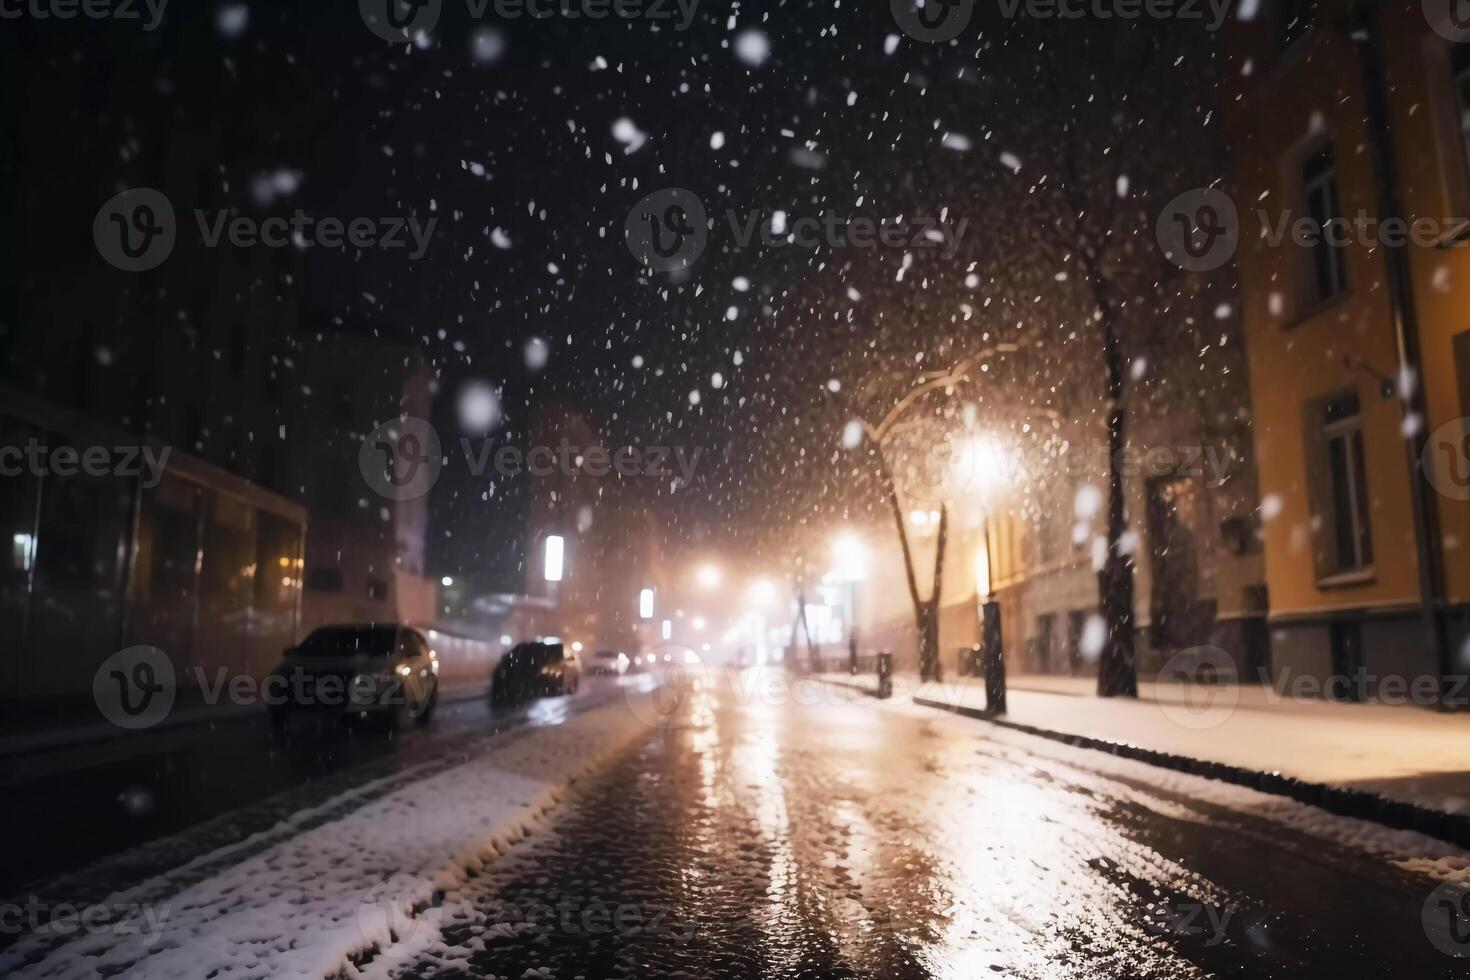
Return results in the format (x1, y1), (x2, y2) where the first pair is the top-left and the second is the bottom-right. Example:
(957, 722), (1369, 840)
(0, 408), (305, 723)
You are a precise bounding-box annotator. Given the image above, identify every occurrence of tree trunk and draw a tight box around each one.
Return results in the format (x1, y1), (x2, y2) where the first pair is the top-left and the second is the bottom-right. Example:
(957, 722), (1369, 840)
(1096, 306), (1139, 698)
(917, 599), (941, 681)
(921, 504), (948, 681)
(878, 450), (949, 682)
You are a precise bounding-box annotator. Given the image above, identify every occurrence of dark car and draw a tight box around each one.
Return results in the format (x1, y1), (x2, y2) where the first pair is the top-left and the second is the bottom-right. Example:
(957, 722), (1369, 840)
(491, 641), (581, 702)
(588, 650), (629, 675)
(268, 624), (439, 726)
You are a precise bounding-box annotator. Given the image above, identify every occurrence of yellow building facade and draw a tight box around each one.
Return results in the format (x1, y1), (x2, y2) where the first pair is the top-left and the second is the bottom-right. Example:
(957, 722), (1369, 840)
(1224, 0), (1470, 693)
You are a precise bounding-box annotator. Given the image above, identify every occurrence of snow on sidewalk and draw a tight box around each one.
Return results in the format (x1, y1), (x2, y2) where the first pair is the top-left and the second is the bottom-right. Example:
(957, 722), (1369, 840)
(888, 672), (1470, 816)
(1, 695), (656, 980)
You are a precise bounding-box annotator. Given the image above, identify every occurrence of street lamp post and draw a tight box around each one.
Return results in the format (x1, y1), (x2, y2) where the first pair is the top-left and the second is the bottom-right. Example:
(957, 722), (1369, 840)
(831, 533), (867, 675)
(977, 510), (1006, 713)
(748, 577), (777, 665)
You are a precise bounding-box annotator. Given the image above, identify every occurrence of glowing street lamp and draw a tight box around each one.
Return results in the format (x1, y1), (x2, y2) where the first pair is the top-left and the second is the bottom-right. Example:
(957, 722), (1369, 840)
(829, 532), (868, 673)
(544, 535), (564, 583)
(974, 535), (993, 600)
(748, 577), (777, 606)
(965, 436), (1012, 698)
(830, 533), (867, 583)
(695, 563), (722, 589)
(966, 435), (1017, 499)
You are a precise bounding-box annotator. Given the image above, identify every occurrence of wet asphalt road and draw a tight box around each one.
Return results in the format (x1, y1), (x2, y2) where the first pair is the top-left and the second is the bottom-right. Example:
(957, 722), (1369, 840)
(379, 668), (1466, 980)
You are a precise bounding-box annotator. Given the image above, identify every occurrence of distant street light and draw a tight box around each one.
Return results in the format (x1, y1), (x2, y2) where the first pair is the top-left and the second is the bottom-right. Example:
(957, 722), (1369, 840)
(544, 535), (565, 582)
(830, 533), (867, 582)
(441, 576), (454, 587)
(830, 532), (867, 674)
(748, 578), (777, 606)
(966, 436), (1018, 500)
(695, 563), (722, 589)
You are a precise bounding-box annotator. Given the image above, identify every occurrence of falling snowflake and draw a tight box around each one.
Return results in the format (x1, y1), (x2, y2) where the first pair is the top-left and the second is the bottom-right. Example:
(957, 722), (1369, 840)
(216, 3), (248, 37)
(471, 26), (506, 65)
(524, 337), (550, 372)
(734, 29), (771, 67)
(612, 117), (648, 154)
(456, 381), (502, 436)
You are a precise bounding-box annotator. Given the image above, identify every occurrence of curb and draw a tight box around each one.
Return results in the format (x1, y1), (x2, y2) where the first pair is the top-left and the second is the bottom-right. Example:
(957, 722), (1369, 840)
(910, 694), (1470, 852)
(816, 676), (885, 699)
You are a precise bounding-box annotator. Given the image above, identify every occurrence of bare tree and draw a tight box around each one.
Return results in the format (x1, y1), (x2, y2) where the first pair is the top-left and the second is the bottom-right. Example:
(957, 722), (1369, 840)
(847, 356), (985, 680)
(979, 25), (1227, 697)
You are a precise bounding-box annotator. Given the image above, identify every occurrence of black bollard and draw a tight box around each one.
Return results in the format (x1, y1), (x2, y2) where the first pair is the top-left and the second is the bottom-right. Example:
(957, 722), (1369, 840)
(876, 651), (893, 699)
(961, 644), (981, 677)
(981, 601), (1006, 714)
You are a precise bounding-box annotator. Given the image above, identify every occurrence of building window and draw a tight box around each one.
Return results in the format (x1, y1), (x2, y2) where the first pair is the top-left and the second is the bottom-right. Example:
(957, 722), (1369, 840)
(1301, 142), (1347, 306)
(1456, 330), (1470, 417)
(1452, 45), (1470, 180)
(366, 576), (388, 601)
(1322, 393), (1373, 573)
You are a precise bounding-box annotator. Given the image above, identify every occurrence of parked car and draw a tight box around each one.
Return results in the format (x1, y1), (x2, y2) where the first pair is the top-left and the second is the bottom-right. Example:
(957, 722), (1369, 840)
(268, 624), (439, 726)
(587, 650), (629, 676)
(491, 641), (580, 701)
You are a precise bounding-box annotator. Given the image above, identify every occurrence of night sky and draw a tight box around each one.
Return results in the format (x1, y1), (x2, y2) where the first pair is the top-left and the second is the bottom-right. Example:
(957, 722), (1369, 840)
(1, 2), (1228, 586)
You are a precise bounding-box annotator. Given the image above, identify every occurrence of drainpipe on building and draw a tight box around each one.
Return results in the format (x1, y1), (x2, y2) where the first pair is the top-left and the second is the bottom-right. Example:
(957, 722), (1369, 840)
(1349, 3), (1453, 705)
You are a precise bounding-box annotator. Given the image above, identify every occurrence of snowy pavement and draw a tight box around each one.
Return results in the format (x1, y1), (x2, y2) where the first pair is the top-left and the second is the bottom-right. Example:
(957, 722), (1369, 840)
(813, 671), (1470, 817)
(7, 667), (1470, 979)
(2, 677), (645, 896)
(1, 685), (656, 980)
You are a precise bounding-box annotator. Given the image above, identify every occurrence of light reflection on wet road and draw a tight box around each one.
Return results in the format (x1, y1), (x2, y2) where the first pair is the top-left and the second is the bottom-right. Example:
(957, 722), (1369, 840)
(387, 667), (1463, 980)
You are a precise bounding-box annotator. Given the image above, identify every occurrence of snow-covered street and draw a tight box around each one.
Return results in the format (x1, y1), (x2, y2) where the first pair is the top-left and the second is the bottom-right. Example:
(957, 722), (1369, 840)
(7, 669), (1469, 979)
